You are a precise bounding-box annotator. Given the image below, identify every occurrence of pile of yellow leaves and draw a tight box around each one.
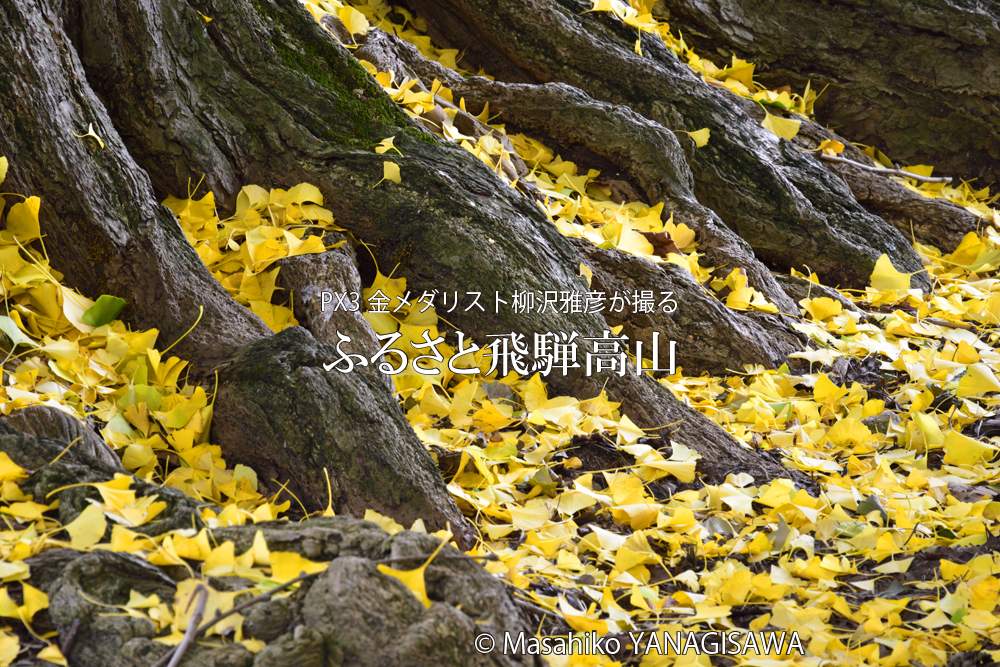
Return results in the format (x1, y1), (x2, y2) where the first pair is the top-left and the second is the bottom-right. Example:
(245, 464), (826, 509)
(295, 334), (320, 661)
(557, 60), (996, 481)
(165, 182), (343, 332)
(0, 159), (320, 662)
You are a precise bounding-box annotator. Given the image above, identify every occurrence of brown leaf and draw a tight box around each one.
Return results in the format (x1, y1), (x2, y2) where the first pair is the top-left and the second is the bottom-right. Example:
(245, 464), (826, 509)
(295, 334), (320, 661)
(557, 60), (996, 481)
(639, 231), (681, 258)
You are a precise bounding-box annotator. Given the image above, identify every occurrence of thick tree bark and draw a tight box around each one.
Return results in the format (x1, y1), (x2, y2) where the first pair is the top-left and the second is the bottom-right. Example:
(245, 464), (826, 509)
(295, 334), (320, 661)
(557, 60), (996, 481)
(1, 0), (981, 662)
(657, 0), (1000, 186)
(0, 0), (471, 536)
(404, 0), (932, 292)
(0, 0), (819, 495)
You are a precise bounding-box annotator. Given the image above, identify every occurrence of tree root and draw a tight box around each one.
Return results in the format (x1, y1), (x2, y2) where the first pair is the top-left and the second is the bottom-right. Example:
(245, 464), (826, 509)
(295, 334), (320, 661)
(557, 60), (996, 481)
(403, 0), (933, 292)
(795, 120), (979, 253)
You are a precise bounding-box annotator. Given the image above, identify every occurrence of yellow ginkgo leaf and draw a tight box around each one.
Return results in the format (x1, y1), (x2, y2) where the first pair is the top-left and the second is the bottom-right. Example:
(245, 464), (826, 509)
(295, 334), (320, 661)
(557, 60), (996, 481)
(912, 412), (944, 448)
(376, 534), (449, 608)
(338, 6), (368, 37)
(269, 551), (327, 582)
(0, 630), (17, 666)
(36, 644), (66, 666)
(761, 112), (800, 140)
(71, 123), (105, 149)
(870, 254), (911, 291)
(687, 128), (710, 147)
(0, 157), (7, 186)
(375, 136), (402, 156)
(944, 429), (996, 466)
(956, 363), (1000, 397)
(0, 562), (28, 584)
(64, 503), (108, 549)
(20, 583), (48, 623)
(616, 414), (646, 445)
(802, 296), (843, 321)
(826, 418), (874, 447)
(321, 468), (336, 517)
(0, 454), (26, 484)
(5, 196), (41, 243)
(818, 139), (845, 155)
(375, 161), (401, 187)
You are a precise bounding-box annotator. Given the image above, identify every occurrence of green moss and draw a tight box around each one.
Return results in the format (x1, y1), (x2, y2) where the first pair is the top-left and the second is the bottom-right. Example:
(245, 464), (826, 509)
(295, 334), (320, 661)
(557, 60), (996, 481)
(251, 0), (432, 146)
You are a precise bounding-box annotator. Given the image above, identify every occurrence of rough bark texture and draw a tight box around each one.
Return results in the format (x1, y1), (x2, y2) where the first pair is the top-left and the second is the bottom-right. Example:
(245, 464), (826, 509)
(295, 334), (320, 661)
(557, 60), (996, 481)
(657, 0), (1000, 185)
(0, 418), (535, 667)
(1, 405), (122, 473)
(213, 327), (470, 540)
(275, 232), (381, 357)
(275, 231), (395, 390)
(795, 119), (979, 252)
(356, 26), (795, 310)
(33, 0), (808, 483)
(404, 0), (932, 292)
(574, 239), (804, 376)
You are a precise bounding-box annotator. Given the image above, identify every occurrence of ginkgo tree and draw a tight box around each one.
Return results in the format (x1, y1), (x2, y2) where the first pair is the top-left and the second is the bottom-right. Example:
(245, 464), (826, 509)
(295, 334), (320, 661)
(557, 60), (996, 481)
(1, 0), (1000, 664)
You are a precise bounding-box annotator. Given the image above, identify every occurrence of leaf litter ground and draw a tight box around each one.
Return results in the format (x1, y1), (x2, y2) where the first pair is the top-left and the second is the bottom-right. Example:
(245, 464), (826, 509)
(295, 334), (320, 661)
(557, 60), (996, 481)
(2, 2), (1000, 665)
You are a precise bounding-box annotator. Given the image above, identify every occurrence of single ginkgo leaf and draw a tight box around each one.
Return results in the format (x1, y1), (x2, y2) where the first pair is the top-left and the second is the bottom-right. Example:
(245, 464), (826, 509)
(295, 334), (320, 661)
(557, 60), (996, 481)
(818, 139), (845, 155)
(0, 630), (18, 665)
(870, 254), (911, 291)
(761, 113), (800, 141)
(374, 161), (401, 187)
(0, 157), (7, 186)
(377, 534), (449, 608)
(321, 468), (336, 517)
(72, 123), (105, 149)
(912, 412), (944, 448)
(375, 137), (403, 156)
(37, 645), (65, 665)
(270, 551), (328, 582)
(64, 503), (107, 550)
(82, 295), (127, 327)
(957, 363), (1000, 397)
(0, 315), (37, 350)
(944, 429), (997, 466)
(687, 128), (710, 147)
(19, 583), (48, 623)
(339, 5), (368, 37)
(5, 196), (41, 242)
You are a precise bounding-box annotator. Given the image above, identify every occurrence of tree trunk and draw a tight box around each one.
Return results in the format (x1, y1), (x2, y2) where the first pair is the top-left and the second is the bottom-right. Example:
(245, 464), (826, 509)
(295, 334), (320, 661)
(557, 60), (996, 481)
(3, 0), (983, 661)
(0, 0), (472, 538)
(656, 0), (1000, 187)
(1, 0), (824, 506)
(403, 0), (932, 292)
